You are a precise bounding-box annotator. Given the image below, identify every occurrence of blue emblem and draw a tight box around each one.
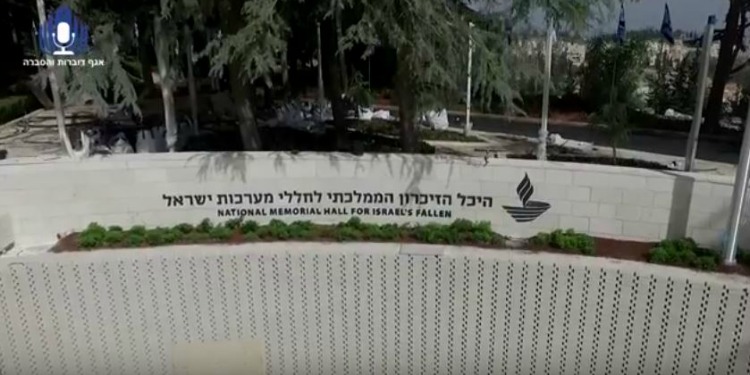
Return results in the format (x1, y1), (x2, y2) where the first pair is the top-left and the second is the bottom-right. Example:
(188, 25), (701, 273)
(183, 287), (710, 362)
(38, 5), (89, 56)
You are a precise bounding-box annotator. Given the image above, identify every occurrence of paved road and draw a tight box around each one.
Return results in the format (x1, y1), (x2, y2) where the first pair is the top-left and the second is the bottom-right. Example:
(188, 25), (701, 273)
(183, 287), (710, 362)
(447, 114), (740, 165)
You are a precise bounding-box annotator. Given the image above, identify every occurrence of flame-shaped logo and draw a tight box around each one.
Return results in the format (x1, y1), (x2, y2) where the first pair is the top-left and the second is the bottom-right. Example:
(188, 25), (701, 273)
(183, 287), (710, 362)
(502, 173), (550, 223)
(38, 5), (89, 56)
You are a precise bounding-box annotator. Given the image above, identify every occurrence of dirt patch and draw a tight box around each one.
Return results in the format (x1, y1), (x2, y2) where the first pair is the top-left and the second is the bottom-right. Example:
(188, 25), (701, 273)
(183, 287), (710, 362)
(51, 231), (750, 277)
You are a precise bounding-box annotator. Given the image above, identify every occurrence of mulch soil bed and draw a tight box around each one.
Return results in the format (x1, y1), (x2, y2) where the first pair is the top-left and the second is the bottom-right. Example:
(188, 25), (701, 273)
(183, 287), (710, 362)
(51, 232), (750, 277)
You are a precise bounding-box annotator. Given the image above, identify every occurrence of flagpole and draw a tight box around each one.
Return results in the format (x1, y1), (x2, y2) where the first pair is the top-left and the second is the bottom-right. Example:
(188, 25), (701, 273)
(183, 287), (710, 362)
(684, 16), (717, 171)
(537, 23), (554, 161)
(465, 22), (474, 136)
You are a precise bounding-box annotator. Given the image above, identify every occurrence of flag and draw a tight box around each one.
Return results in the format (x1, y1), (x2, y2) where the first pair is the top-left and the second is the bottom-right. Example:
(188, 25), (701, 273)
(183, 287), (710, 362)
(615, 2), (626, 44)
(661, 3), (675, 44)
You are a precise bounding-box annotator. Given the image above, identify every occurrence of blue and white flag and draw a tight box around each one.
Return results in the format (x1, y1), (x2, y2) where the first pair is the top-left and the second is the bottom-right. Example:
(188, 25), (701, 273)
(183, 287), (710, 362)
(615, 2), (626, 44)
(661, 3), (675, 44)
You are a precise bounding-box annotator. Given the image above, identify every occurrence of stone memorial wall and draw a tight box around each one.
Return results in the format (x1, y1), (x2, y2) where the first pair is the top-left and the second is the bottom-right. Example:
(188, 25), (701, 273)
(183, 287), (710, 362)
(0, 152), (746, 250)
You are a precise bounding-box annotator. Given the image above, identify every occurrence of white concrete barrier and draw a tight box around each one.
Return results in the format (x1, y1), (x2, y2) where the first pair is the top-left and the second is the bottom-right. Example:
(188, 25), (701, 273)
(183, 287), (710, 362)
(0, 214), (13, 255)
(0, 152), (746, 250)
(0, 243), (747, 374)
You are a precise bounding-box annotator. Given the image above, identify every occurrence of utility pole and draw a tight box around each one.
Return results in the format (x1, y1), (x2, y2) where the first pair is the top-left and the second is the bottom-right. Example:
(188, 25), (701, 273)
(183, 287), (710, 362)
(537, 23), (555, 161)
(464, 22), (474, 136)
(684, 15), (717, 171)
(723, 96), (750, 265)
(316, 22), (325, 111)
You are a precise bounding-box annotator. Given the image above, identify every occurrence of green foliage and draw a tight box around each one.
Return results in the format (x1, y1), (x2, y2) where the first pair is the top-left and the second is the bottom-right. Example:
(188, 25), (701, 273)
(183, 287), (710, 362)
(257, 220), (290, 240)
(0, 96), (37, 125)
(209, 225), (234, 241)
(241, 220), (259, 234)
(79, 223), (108, 249)
(129, 225), (147, 236)
(107, 226), (124, 232)
(174, 223), (195, 234)
(648, 238), (720, 271)
(581, 37), (649, 111)
(201, 0), (288, 84)
(647, 51), (700, 115)
(582, 37), (649, 161)
(75, 218), (504, 249)
(197, 219), (213, 233)
(225, 218), (244, 230)
(534, 229), (595, 255)
(125, 233), (145, 247)
(103, 230), (125, 245)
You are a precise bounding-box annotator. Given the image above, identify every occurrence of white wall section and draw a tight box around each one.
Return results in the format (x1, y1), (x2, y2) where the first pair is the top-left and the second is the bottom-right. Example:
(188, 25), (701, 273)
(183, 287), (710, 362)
(0, 152), (746, 249)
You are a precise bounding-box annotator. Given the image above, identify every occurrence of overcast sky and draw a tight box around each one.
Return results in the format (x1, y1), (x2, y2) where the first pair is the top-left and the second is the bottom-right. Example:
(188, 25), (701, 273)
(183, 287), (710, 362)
(472, 0), (729, 33)
(615, 0), (727, 32)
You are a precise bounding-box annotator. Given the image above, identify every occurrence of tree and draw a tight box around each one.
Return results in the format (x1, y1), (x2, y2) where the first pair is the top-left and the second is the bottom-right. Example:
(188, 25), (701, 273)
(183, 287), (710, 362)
(704, 0), (749, 132)
(341, 0), (613, 152)
(202, 0), (287, 150)
(583, 37), (649, 162)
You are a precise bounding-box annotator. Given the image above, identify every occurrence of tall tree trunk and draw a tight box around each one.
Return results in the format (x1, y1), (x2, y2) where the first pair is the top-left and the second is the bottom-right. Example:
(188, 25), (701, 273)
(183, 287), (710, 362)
(320, 18), (348, 149)
(184, 26), (199, 133)
(35, 0), (75, 158)
(137, 15), (154, 99)
(335, 5), (348, 92)
(396, 49), (418, 152)
(219, 0), (263, 150)
(154, 16), (177, 152)
(705, 0), (742, 132)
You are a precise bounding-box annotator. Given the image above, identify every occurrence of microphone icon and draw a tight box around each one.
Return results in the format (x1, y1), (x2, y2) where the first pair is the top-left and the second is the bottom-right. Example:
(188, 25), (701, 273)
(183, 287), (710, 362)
(38, 5), (89, 57)
(52, 22), (75, 56)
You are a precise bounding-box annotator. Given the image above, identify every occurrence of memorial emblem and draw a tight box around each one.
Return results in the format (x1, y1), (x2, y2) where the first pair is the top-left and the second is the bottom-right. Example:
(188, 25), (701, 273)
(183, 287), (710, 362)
(503, 173), (550, 223)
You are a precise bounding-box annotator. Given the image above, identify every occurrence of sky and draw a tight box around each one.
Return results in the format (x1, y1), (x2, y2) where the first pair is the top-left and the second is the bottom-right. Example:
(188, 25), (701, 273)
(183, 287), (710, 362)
(471, 0), (729, 33)
(616, 0), (728, 32)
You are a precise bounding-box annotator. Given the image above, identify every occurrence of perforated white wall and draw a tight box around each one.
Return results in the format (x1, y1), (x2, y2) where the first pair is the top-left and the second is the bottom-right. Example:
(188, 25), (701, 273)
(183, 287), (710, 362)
(0, 244), (749, 375)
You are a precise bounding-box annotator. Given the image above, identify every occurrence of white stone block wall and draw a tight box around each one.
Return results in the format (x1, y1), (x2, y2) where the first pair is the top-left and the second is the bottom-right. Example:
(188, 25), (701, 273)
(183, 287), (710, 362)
(0, 153), (746, 250)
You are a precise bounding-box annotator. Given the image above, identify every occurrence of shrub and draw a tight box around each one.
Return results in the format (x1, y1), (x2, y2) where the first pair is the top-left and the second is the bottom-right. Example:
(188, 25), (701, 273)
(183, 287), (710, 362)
(257, 220), (290, 240)
(336, 226), (363, 241)
(103, 230), (125, 246)
(78, 223), (107, 248)
(125, 233), (145, 247)
(209, 226), (234, 241)
(648, 238), (720, 271)
(184, 231), (211, 243)
(241, 220), (259, 234)
(470, 221), (495, 244)
(288, 221), (315, 239)
(108, 226), (123, 232)
(413, 223), (448, 244)
(536, 229), (595, 255)
(225, 218), (243, 230)
(129, 225), (147, 236)
(197, 219), (213, 233)
(174, 223), (194, 234)
(145, 228), (168, 246)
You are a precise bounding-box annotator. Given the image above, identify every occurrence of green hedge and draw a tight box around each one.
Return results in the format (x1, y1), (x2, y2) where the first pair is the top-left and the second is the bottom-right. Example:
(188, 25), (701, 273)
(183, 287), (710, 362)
(74, 217), (506, 250)
(530, 229), (595, 255)
(648, 238), (720, 271)
(0, 96), (37, 125)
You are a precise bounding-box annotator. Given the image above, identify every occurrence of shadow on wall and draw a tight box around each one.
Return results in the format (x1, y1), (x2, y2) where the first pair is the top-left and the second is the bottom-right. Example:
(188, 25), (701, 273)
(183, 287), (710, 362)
(189, 151), (485, 196)
(666, 172), (750, 250)
(666, 174), (693, 241)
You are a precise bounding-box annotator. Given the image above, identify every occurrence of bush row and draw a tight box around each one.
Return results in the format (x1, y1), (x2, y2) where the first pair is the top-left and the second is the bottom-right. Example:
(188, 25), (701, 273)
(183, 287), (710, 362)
(76, 217), (506, 250)
(647, 238), (721, 271)
(529, 229), (595, 255)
